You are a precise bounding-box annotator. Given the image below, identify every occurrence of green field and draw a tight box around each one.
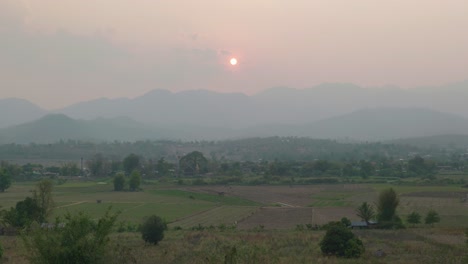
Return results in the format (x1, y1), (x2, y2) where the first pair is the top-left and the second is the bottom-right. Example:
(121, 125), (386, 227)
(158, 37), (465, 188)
(1, 180), (468, 263)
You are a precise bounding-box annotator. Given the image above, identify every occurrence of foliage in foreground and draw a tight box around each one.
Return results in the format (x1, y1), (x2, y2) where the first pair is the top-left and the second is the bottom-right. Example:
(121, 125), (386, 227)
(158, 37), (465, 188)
(320, 222), (365, 258)
(22, 208), (119, 264)
(141, 215), (167, 245)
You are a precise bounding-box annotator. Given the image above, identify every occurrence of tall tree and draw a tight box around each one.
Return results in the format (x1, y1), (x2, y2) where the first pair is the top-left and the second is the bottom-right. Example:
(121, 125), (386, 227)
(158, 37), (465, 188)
(375, 188), (405, 229)
(355, 202), (375, 224)
(377, 188), (399, 223)
(33, 179), (54, 222)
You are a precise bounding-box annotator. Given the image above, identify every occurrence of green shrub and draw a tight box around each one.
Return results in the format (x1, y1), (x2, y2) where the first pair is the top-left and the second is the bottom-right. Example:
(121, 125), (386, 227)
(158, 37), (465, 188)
(23, 208), (119, 264)
(320, 222), (365, 258)
(141, 215), (167, 245)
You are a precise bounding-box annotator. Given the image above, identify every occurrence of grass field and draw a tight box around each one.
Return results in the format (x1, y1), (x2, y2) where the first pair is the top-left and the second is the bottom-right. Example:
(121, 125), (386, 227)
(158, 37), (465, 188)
(1, 180), (468, 263)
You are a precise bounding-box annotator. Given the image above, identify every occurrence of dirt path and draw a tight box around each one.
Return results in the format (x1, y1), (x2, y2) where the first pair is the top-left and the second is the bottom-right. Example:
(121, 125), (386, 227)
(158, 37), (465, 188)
(56, 201), (87, 208)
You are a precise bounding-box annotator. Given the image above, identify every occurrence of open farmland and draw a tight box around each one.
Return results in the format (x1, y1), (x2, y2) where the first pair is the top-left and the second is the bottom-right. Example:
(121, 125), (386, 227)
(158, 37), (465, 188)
(2, 182), (468, 229)
(2, 181), (468, 263)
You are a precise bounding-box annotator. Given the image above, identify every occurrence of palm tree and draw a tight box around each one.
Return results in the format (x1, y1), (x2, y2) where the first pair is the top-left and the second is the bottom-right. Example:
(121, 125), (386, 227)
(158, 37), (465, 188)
(356, 202), (376, 225)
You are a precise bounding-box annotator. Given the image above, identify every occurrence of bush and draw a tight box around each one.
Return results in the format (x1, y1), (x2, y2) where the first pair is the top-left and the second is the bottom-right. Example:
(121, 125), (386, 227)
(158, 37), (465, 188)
(140, 215), (167, 245)
(22, 208), (119, 264)
(425, 209), (440, 226)
(0, 242), (3, 259)
(320, 222), (365, 258)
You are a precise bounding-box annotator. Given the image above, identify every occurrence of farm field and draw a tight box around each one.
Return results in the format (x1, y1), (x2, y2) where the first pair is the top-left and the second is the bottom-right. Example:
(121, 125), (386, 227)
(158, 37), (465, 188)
(1, 181), (468, 228)
(1, 180), (468, 263)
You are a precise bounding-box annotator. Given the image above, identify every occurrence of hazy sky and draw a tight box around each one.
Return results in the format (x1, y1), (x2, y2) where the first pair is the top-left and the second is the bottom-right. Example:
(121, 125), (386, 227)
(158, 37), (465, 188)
(1, 0), (467, 109)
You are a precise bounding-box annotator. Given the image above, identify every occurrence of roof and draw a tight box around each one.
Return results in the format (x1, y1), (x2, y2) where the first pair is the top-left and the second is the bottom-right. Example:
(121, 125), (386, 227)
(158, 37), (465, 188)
(351, 221), (368, 227)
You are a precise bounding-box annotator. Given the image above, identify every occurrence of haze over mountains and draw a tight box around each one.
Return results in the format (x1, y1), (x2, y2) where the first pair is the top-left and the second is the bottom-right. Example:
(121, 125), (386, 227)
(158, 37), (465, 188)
(1, 82), (468, 143)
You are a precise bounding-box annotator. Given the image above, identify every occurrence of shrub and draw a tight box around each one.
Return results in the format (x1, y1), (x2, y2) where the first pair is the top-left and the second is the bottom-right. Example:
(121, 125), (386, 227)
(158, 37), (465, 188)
(340, 217), (351, 227)
(140, 215), (167, 245)
(22, 208), (119, 264)
(406, 211), (421, 227)
(0, 242), (3, 259)
(425, 210), (440, 226)
(320, 222), (365, 258)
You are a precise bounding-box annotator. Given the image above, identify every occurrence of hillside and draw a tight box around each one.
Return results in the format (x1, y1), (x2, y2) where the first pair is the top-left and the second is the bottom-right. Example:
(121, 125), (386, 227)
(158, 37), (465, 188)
(0, 98), (47, 129)
(1, 108), (468, 143)
(0, 114), (174, 144)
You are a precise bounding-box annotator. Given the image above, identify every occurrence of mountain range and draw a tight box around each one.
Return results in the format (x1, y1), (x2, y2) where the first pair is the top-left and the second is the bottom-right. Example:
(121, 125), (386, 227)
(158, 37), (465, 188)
(1, 82), (468, 143)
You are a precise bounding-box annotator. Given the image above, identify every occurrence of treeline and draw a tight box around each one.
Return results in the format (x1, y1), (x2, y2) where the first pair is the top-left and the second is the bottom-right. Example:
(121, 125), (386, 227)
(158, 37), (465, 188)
(1, 150), (461, 187)
(0, 137), (450, 162)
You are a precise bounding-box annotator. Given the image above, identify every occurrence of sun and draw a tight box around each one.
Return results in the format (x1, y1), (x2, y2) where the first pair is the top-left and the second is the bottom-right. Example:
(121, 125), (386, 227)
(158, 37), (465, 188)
(230, 58), (238, 65)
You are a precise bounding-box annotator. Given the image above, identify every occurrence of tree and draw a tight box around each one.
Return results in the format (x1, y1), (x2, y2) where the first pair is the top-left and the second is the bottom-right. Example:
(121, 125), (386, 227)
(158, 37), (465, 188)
(140, 215), (167, 245)
(179, 151), (208, 176)
(359, 160), (374, 179)
(320, 222), (365, 258)
(377, 188), (403, 228)
(33, 179), (54, 222)
(128, 171), (141, 191)
(356, 202), (375, 225)
(113, 173), (125, 191)
(86, 153), (110, 177)
(60, 162), (80, 176)
(23, 209), (119, 264)
(2, 197), (41, 228)
(123, 154), (140, 175)
(424, 210), (440, 226)
(156, 158), (173, 177)
(340, 217), (351, 227)
(0, 168), (12, 192)
(406, 211), (421, 227)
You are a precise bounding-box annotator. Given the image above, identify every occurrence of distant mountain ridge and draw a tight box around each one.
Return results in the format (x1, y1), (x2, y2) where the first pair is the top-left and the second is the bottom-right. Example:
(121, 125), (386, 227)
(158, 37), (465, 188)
(3, 81), (468, 128)
(0, 98), (47, 129)
(0, 114), (170, 144)
(1, 107), (468, 144)
(1, 81), (468, 142)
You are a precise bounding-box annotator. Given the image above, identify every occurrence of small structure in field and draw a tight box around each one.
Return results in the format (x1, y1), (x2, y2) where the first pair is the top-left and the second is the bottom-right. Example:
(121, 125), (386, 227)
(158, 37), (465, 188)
(350, 220), (378, 229)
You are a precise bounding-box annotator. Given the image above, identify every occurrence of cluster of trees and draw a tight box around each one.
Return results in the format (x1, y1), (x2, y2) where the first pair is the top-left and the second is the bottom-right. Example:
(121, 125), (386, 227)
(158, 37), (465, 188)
(87, 152), (441, 179)
(1, 180), (54, 228)
(355, 188), (441, 229)
(0, 151), (449, 193)
(406, 210), (440, 227)
(1, 137), (467, 168)
(113, 171), (141, 191)
(0, 161), (81, 182)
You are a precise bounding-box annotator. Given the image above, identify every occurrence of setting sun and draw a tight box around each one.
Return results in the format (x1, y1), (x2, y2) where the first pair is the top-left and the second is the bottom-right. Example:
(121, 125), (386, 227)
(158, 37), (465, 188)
(230, 58), (238, 65)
